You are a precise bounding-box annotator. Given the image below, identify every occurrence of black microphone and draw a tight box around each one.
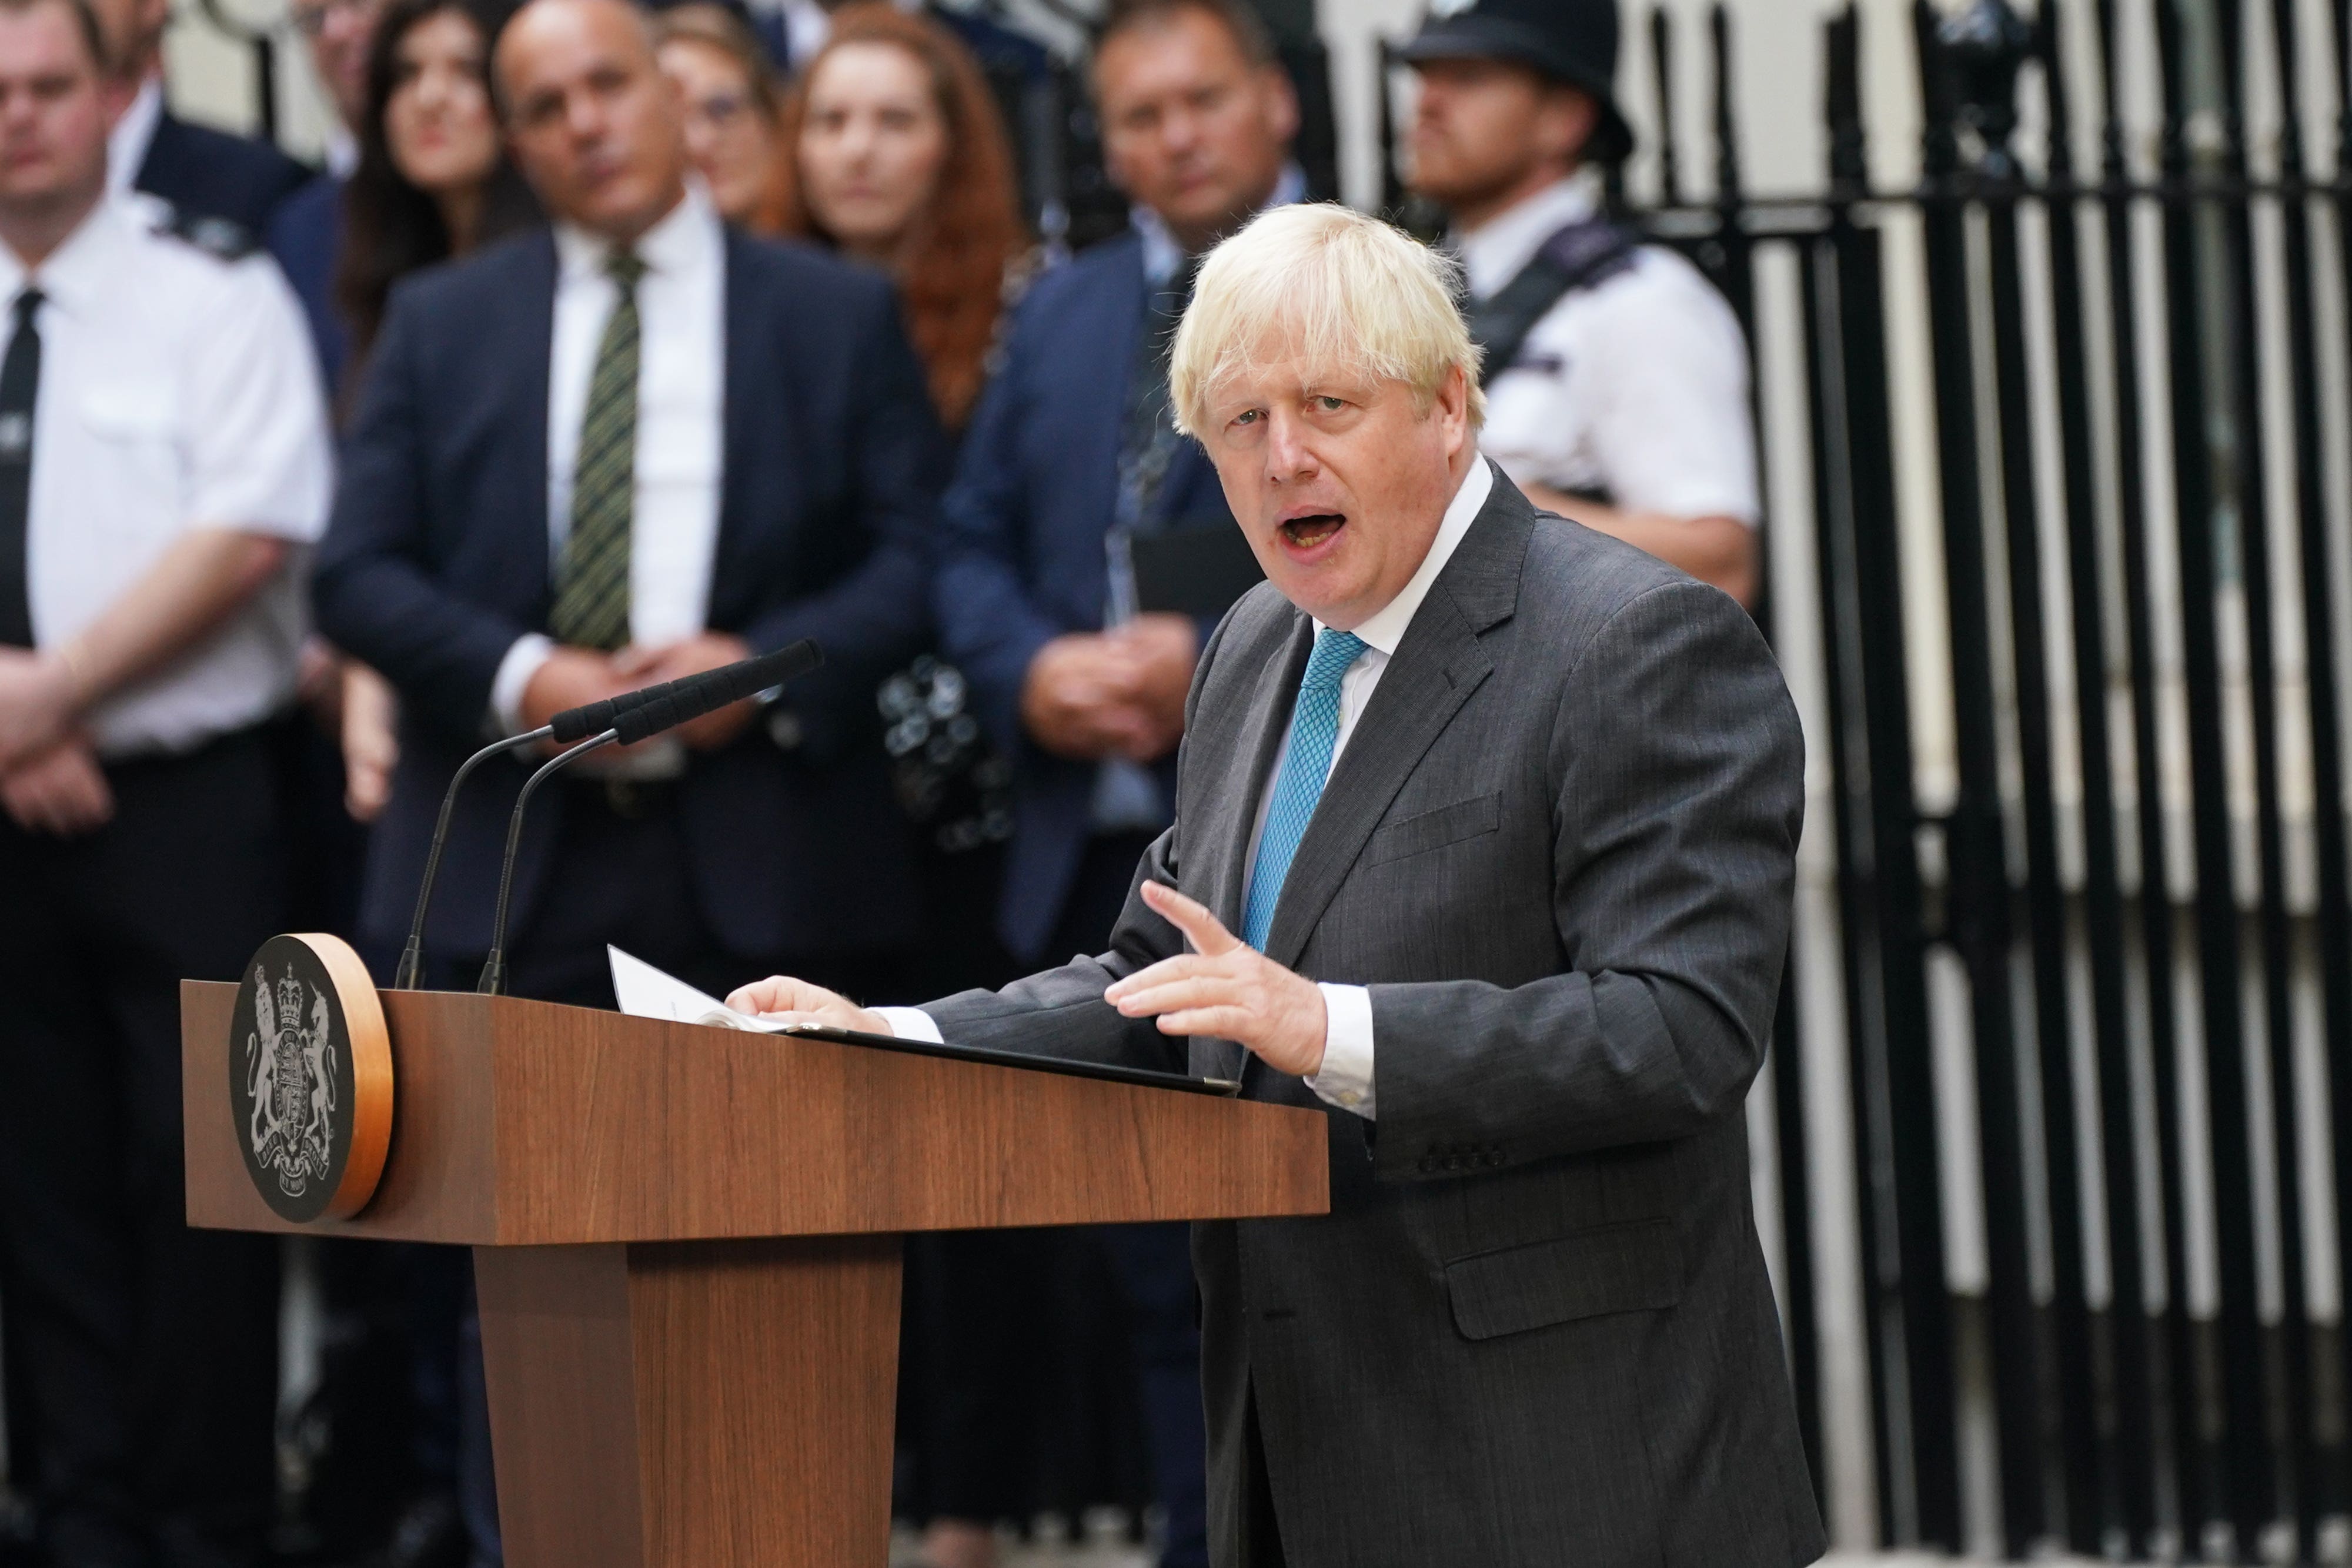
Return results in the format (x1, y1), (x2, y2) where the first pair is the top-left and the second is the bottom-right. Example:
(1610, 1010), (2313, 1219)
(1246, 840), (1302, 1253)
(475, 640), (824, 997)
(542, 637), (823, 743)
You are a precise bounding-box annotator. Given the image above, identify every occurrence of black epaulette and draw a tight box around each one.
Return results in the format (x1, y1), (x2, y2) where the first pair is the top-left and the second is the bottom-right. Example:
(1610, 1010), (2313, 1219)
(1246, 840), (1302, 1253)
(152, 205), (260, 262)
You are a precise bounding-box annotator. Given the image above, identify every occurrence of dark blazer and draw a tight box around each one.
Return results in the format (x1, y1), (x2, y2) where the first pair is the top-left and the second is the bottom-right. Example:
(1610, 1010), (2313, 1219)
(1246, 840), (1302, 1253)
(265, 173), (351, 397)
(313, 225), (944, 959)
(927, 470), (1824, 1567)
(135, 111), (312, 235)
(934, 230), (1231, 962)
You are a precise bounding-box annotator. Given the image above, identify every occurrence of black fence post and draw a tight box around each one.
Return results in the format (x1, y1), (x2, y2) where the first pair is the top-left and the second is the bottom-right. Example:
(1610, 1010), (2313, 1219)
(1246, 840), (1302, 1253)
(2033, 0), (2139, 1549)
(2150, 0), (2276, 1548)
(2051, 0), (2154, 1542)
(1913, 1), (2048, 1551)
(2319, 0), (2352, 1534)
(2086, 0), (2204, 1544)
(1807, 6), (1957, 1547)
(2209, 0), (2316, 1546)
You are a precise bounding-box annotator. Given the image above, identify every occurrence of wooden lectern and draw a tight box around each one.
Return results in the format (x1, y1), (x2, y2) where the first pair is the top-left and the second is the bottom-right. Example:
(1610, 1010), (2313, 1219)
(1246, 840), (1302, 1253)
(182, 984), (1329, 1568)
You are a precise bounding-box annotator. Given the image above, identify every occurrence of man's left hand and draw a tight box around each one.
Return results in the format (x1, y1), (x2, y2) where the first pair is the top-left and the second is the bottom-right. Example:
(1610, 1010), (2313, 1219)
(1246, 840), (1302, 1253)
(1105, 881), (1327, 1077)
(613, 632), (757, 751)
(0, 648), (80, 769)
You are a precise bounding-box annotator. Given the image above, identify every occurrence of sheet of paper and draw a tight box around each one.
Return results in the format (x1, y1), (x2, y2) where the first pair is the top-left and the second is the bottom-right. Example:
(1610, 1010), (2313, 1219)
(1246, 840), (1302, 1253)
(607, 946), (789, 1032)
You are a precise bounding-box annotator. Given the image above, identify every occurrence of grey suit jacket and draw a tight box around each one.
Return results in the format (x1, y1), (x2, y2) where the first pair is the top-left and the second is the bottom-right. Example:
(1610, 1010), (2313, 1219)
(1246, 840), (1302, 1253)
(925, 467), (1824, 1568)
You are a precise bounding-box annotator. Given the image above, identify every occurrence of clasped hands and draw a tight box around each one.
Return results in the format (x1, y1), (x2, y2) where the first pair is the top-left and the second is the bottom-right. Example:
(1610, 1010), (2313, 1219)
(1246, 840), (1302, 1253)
(1021, 613), (1197, 763)
(0, 646), (109, 836)
(520, 631), (760, 754)
(726, 881), (1329, 1078)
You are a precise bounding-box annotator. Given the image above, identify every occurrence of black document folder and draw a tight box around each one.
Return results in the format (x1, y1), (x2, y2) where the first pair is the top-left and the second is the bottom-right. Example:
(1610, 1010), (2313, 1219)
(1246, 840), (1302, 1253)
(1130, 521), (1265, 620)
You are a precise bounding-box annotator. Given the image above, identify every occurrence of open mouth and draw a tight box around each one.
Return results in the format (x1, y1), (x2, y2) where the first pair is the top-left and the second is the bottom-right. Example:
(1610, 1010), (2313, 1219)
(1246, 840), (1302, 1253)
(1278, 513), (1347, 551)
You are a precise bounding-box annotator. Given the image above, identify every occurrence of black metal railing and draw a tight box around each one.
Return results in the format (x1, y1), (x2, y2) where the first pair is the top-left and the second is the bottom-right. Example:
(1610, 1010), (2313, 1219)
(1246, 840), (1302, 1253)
(1472, 0), (2352, 1557)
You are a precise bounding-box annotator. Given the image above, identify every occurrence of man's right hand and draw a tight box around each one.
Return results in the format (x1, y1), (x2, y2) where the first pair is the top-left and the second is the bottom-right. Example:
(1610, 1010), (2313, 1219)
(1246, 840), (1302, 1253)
(1, 738), (115, 837)
(724, 975), (892, 1036)
(1021, 632), (1160, 761)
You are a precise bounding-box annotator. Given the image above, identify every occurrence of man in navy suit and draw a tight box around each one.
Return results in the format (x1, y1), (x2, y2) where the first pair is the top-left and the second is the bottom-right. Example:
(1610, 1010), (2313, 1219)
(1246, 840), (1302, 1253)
(925, 3), (1298, 1566)
(316, 0), (938, 1012)
(89, 0), (310, 233)
(314, 2), (938, 1556)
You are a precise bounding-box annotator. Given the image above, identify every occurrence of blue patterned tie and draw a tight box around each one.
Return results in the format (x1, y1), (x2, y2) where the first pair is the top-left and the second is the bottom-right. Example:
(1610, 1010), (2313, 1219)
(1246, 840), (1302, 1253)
(1241, 628), (1368, 951)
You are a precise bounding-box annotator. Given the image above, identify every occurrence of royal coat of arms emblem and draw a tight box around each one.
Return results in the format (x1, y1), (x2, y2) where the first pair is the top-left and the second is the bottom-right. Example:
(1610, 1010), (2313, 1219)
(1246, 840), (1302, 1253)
(228, 933), (394, 1223)
(247, 962), (339, 1198)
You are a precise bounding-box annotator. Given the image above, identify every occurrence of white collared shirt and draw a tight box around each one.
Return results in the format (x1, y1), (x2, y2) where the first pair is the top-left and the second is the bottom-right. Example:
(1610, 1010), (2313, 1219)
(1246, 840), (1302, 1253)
(881, 459), (1498, 1118)
(1456, 176), (1757, 526)
(489, 187), (727, 767)
(2, 196), (332, 757)
(106, 78), (165, 196)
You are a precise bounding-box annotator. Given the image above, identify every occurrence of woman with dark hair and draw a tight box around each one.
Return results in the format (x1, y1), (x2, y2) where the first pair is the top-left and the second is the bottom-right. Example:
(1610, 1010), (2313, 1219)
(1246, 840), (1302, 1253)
(655, 4), (792, 235)
(777, 1), (1026, 433)
(332, 0), (539, 824)
(336, 0), (540, 376)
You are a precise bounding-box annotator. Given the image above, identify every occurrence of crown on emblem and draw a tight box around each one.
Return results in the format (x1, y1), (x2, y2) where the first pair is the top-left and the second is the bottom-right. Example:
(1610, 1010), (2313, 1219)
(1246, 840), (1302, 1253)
(276, 969), (306, 1029)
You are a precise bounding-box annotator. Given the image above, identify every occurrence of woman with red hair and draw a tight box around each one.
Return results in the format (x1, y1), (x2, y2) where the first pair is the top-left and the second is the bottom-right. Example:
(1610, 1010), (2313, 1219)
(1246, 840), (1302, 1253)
(777, 15), (1041, 1568)
(776, 1), (1027, 434)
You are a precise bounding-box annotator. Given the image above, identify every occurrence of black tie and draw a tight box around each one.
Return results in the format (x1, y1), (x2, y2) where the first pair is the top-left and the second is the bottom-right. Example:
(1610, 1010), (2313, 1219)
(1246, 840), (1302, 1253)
(0, 287), (41, 648)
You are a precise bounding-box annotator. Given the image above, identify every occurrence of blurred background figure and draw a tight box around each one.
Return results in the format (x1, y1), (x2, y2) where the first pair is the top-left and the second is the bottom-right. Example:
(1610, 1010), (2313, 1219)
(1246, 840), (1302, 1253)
(267, 0), (383, 405)
(770, 12), (1035, 1566)
(270, 6), (540, 1564)
(335, 0), (540, 401)
(88, 0), (309, 232)
(921, 2), (1301, 1564)
(654, 4), (791, 233)
(779, 2), (1025, 436)
(1401, 0), (1758, 605)
(313, 1), (945, 1551)
(329, 0), (541, 829)
(0, 2), (332, 1566)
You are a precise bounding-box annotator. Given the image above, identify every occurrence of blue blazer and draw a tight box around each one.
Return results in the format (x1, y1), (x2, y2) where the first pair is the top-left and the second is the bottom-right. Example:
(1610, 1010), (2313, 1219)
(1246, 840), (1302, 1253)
(934, 231), (1232, 962)
(265, 173), (350, 396)
(314, 225), (946, 959)
(135, 111), (312, 235)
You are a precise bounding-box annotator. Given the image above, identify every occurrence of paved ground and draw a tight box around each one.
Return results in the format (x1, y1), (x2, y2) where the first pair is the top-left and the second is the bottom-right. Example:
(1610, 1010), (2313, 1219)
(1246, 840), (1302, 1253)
(887, 1533), (2059, 1567)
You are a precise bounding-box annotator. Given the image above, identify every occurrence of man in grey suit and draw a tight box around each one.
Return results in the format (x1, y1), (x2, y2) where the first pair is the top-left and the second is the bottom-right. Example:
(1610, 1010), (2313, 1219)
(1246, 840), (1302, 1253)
(731, 203), (1823, 1568)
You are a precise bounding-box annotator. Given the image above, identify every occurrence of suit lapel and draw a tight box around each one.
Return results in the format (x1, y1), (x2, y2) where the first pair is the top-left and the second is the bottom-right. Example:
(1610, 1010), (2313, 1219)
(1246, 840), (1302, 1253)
(1259, 473), (1535, 974)
(709, 230), (762, 620)
(512, 233), (559, 618)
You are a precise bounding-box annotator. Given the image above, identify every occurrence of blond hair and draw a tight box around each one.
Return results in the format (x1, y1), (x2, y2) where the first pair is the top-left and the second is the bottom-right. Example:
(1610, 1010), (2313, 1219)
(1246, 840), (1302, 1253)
(1169, 203), (1485, 439)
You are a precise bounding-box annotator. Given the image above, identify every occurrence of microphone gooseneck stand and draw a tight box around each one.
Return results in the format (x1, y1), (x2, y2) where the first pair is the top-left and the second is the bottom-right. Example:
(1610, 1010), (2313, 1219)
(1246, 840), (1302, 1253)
(474, 728), (621, 998)
(394, 726), (553, 990)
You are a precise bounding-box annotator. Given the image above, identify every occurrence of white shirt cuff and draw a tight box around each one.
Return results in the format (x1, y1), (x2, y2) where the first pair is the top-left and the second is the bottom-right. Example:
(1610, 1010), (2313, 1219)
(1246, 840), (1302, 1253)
(490, 633), (557, 737)
(1304, 982), (1375, 1118)
(870, 1005), (943, 1043)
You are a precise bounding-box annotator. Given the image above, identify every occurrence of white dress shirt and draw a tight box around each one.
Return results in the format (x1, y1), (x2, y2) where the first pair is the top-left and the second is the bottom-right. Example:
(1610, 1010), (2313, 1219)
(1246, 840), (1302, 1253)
(1458, 177), (1757, 527)
(106, 79), (164, 196)
(488, 187), (726, 771)
(880, 459), (1498, 1120)
(2, 196), (332, 757)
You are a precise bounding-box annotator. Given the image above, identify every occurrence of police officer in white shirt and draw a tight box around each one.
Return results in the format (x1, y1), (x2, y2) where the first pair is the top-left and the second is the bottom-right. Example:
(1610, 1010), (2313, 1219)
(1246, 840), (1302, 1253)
(1402, 0), (1759, 606)
(0, 0), (332, 1561)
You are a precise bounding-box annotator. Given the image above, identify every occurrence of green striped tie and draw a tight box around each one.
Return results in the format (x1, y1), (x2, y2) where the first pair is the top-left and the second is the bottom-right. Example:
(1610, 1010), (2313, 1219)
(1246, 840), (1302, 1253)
(552, 250), (649, 651)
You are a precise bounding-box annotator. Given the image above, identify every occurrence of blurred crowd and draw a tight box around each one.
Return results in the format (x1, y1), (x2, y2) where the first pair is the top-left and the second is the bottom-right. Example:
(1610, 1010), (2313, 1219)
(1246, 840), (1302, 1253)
(0, 0), (1760, 1565)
